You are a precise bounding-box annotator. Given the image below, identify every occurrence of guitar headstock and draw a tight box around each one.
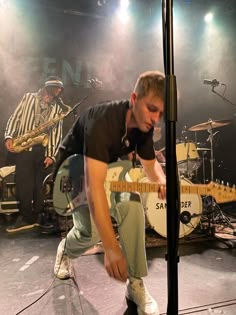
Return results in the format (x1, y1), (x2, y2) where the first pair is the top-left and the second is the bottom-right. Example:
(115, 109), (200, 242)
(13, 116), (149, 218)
(207, 182), (236, 203)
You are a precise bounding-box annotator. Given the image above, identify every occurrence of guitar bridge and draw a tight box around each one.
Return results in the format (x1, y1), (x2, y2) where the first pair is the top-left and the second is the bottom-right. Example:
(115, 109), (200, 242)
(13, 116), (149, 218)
(60, 176), (73, 193)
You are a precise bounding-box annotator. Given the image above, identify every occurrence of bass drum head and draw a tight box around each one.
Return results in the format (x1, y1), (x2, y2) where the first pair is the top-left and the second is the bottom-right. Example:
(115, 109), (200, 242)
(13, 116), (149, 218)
(140, 177), (202, 238)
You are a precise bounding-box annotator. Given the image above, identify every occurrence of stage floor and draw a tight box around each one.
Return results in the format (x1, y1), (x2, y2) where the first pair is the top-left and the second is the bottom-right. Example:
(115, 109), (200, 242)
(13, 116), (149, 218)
(0, 214), (236, 315)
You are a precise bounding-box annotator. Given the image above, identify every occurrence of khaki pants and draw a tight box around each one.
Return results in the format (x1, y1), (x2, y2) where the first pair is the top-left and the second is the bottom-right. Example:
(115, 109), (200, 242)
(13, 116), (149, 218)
(65, 200), (148, 278)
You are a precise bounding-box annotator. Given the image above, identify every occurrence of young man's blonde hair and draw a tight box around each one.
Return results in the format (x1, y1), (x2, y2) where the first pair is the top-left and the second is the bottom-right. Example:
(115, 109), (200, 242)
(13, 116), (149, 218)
(134, 71), (165, 100)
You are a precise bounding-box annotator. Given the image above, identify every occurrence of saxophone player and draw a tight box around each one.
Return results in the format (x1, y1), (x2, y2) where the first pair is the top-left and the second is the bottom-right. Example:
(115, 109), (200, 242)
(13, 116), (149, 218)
(4, 76), (64, 232)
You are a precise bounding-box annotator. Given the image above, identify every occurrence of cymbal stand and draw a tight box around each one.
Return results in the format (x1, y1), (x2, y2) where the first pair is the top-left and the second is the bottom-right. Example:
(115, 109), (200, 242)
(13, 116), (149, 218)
(201, 150), (207, 184)
(206, 121), (220, 181)
(193, 131), (199, 180)
(207, 122), (214, 182)
(186, 142), (191, 178)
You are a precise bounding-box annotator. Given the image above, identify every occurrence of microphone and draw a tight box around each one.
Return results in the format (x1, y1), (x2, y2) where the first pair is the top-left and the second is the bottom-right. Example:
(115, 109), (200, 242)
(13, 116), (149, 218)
(203, 79), (220, 87)
(88, 78), (103, 86)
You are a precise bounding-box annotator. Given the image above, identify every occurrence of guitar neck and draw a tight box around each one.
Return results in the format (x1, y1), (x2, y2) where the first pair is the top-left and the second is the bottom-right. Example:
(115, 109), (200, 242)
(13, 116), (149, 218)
(109, 181), (207, 194)
(107, 180), (236, 204)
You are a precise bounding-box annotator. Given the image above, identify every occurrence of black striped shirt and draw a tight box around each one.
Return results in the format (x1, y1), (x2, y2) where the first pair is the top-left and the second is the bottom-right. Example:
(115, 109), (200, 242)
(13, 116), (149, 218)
(5, 92), (63, 158)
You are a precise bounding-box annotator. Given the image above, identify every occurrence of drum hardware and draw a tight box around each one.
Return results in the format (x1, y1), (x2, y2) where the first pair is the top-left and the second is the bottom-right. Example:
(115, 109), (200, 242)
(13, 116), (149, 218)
(179, 125), (189, 142)
(42, 172), (54, 213)
(176, 141), (201, 178)
(201, 150), (208, 185)
(196, 147), (211, 151)
(180, 210), (202, 225)
(198, 120), (219, 182)
(200, 195), (236, 243)
(0, 168), (19, 214)
(188, 118), (228, 183)
(189, 119), (235, 243)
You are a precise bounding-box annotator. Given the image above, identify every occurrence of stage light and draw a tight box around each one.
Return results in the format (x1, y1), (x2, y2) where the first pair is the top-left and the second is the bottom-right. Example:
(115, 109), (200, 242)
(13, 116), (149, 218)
(116, 0), (130, 25)
(204, 12), (213, 23)
(120, 0), (130, 10)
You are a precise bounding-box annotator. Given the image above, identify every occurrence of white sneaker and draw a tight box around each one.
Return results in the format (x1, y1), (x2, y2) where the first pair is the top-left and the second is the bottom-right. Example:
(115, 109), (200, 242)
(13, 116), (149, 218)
(126, 277), (159, 315)
(54, 238), (72, 279)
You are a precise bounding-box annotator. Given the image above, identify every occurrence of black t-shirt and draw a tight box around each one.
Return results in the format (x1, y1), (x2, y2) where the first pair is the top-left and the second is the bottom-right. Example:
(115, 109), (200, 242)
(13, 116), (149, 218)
(60, 100), (155, 164)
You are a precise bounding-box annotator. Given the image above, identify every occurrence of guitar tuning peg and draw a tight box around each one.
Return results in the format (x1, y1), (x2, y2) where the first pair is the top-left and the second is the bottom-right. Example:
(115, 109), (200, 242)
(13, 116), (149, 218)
(233, 184), (236, 190)
(221, 180), (224, 186)
(215, 179), (220, 184)
(226, 182), (230, 187)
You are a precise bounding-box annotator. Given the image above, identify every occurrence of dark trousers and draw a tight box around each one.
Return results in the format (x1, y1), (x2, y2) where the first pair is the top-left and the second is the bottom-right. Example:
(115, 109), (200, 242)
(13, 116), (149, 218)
(15, 146), (45, 223)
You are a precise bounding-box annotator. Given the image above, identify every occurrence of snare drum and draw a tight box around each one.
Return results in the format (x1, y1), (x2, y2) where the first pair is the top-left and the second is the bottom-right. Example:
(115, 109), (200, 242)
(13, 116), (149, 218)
(140, 177), (202, 238)
(176, 142), (201, 174)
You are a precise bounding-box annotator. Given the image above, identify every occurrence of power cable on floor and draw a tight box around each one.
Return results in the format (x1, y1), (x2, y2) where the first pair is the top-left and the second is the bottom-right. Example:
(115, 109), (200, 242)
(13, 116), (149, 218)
(15, 194), (85, 315)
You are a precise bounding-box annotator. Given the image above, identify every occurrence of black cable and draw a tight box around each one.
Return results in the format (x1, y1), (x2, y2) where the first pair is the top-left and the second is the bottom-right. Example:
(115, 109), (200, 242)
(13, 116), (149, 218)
(62, 194), (86, 315)
(15, 233), (70, 314)
(159, 298), (236, 315)
(15, 193), (83, 315)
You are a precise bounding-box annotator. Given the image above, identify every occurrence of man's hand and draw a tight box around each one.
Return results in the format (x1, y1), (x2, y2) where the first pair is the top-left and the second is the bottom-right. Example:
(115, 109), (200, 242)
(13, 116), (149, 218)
(44, 157), (54, 168)
(157, 182), (166, 200)
(5, 139), (15, 152)
(104, 246), (128, 282)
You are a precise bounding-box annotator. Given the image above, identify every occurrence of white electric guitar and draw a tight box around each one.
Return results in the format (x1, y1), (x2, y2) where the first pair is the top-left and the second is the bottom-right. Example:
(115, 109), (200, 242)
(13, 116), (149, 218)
(53, 154), (236, 216)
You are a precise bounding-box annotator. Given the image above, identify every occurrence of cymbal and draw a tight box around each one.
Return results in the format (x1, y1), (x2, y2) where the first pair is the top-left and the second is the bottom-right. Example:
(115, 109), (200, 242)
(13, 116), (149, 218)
(189, 119), (232, 131)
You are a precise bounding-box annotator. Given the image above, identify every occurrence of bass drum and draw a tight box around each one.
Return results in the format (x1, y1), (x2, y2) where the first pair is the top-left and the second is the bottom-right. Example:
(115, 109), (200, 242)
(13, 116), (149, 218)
(140, 177), (202, 238)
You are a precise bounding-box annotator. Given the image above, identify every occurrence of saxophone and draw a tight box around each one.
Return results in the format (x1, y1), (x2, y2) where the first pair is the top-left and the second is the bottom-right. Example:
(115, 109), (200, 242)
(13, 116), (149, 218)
(12, 100), (71, 153)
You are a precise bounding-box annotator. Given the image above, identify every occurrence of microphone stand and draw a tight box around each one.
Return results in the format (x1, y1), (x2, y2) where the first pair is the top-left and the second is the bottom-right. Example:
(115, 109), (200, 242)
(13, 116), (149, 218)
(162, 1), (180, 314)
(65, 95), (89, 120)
(211, 86), (236, 107)
(65, 78), (102, 121)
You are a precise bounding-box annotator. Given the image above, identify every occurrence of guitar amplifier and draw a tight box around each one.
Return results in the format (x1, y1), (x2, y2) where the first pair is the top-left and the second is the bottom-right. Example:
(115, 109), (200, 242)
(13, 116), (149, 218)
(0, 171), (19, 213)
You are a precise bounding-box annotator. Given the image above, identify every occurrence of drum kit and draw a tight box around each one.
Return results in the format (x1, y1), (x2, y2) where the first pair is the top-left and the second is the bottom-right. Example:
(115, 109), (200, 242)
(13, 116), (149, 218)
(128, 118), (234, 239)
(174, 118), (232, 181)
